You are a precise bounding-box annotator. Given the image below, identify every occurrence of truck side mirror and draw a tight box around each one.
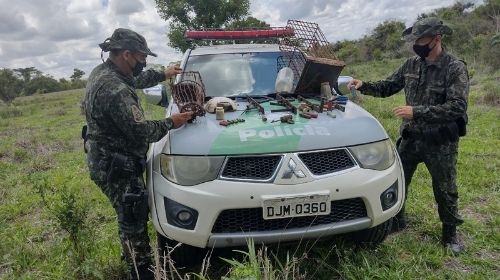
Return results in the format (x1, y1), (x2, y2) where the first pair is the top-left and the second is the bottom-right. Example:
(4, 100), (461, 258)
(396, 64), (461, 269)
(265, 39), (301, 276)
(160, 85), (169, 107)
(143, 84), (169, 107)
(337, 76), (354, 95)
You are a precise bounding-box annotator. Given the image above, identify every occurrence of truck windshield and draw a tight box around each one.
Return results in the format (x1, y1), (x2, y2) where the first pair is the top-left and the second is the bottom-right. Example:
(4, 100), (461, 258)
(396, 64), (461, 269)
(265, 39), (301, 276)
(184, 52), (281, 97)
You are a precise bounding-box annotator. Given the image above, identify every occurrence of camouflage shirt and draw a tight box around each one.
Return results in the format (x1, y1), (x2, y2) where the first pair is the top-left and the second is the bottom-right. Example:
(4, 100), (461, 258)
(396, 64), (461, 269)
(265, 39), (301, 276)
(83, 59), (173, 159)
(359, 51), (469, 151)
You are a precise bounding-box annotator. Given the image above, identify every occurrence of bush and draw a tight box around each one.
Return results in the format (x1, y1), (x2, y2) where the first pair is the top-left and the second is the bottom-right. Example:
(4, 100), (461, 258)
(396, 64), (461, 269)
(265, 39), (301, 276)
(0, 105), (23, 118)
(478, 80), (500, 106)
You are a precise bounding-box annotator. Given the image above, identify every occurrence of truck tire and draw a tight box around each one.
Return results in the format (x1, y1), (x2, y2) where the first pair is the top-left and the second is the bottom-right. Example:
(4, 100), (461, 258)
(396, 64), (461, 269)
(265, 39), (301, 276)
(156, 232), (206, 267)
(351, 218), (393, 246)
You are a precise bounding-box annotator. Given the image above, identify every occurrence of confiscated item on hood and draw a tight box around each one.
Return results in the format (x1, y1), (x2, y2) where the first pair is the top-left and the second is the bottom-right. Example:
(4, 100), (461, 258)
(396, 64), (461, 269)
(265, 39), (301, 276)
(204, 97), (237, 113)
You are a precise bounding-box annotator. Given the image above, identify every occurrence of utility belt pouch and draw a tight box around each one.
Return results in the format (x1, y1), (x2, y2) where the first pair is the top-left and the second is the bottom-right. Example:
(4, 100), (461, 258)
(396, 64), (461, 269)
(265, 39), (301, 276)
(422, 127), (443, 145)
(395, 137), (402, 149)
(456, 114), (467, 137)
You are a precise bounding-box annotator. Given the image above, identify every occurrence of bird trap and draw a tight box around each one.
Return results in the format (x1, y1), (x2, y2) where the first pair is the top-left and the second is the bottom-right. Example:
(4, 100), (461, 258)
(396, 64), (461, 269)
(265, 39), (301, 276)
(278, 20), (345, 94)
(171, 71), (207, 120)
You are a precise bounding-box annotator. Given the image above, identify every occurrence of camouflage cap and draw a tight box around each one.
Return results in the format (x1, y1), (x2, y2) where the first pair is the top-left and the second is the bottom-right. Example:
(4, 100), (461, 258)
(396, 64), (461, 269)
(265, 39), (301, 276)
(402, 17), (452, 42)
(99, 28), (157, 57)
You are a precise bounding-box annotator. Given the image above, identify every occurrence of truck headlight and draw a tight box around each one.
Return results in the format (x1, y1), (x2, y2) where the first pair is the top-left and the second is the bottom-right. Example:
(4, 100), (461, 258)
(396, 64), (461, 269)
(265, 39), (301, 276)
(160, 154), (225, 186)
(348, 140), (395, 171)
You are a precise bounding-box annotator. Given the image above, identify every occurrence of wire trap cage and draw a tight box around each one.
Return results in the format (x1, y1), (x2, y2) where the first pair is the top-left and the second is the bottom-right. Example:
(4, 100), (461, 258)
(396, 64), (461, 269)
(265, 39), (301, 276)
(171, 71), (206, 120)
(278, 20), (345, 94)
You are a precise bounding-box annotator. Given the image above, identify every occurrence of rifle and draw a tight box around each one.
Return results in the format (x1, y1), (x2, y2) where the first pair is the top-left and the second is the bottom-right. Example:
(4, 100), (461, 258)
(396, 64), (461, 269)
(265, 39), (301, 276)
(297, 95), (322, 113)
(246, 94), (267, 122)
(274, 93), (297, 114)
(322, 96), (347, 112)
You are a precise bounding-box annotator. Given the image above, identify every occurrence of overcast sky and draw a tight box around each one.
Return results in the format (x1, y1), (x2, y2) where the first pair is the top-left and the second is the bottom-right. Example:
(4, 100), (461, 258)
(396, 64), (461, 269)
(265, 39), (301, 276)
(0, 0), (484, 79)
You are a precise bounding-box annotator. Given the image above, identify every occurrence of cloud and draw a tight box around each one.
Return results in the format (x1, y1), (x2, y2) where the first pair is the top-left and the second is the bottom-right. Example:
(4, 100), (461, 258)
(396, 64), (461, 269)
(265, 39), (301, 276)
(109, 0), (144, 15)
(67, 0), (103, 13)
(0, 0), (486, 79)
(0, 10), (30, 34)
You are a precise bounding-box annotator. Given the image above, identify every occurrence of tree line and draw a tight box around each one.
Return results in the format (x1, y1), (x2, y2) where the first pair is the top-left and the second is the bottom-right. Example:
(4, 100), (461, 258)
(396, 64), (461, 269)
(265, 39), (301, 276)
(333, 0), (500, 71)
(2, 1), (497, 103)
(0, 67), (86, 103)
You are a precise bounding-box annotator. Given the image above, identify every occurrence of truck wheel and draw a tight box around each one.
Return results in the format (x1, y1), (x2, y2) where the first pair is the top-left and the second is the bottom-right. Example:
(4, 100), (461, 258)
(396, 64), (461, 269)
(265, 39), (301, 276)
(156, 232), (206, 267)
(351, 218), (393, 246)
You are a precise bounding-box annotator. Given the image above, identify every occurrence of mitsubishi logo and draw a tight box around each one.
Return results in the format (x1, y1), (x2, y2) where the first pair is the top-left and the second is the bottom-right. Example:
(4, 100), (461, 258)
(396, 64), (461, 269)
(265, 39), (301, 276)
(282, 159), (306, 179)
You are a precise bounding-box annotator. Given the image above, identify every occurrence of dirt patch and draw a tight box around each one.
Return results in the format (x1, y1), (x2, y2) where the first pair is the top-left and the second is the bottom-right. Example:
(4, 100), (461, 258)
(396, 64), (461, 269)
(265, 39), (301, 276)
(475, 248), (500, 260)
(27, 156), (55, 173)
(0, 263), (13, 278)
(462, 197), (494, 224)
(444, 258), (472, 274)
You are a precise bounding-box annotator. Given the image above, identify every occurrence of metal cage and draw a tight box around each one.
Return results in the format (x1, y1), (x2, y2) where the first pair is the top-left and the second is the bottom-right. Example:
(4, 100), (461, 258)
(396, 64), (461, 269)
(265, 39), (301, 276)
(171, 71), (206, 117)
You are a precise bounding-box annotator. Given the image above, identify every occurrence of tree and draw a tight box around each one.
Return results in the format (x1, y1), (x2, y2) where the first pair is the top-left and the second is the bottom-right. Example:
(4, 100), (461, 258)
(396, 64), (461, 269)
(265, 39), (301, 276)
(155, 0), (251, 52)
(24, 75), (60, 95)
(13, 67), (41, 83)
(370, 21), (406, 58)
(70, 68), (85, 81)
(0, 68), (23, 103)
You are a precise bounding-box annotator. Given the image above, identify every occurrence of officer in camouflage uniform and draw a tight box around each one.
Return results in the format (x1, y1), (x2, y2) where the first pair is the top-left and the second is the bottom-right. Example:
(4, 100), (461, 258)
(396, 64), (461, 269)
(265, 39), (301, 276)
(82, 28), (193, 279)
(348, 18), (468, 255)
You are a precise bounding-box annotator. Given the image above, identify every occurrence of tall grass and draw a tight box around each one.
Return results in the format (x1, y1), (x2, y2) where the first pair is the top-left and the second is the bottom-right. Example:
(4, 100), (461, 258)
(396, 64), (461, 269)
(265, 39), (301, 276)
(0, 64), (498, 279)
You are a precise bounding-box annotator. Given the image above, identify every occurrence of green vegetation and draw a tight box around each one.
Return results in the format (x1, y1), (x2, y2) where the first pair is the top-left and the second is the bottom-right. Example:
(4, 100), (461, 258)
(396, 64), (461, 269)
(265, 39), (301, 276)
(0, 68), (87, 104)
(0, 58), (498, 279)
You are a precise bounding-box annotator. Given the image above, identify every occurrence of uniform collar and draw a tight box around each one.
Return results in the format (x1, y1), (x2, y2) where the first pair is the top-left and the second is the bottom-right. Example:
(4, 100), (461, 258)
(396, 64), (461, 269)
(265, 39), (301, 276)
(105, 59), (135, 86)
(423, 50), (447, 69)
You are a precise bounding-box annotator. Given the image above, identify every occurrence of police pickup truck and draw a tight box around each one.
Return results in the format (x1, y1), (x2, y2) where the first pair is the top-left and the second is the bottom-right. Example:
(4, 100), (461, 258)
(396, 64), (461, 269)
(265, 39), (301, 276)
(143, 30), (404, 265)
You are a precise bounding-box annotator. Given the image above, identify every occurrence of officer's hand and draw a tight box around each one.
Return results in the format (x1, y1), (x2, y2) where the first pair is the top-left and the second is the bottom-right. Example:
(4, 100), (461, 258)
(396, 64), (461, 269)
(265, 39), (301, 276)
(165, 65), (182, 79)
(347, 79), (363, 91)
(171, 112), (194, 128)
(393, 106), (414, 120)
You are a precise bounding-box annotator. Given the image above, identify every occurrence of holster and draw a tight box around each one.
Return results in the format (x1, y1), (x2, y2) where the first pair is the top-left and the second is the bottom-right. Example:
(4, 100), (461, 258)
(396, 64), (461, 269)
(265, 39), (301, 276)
(456, 114), (468, 137)
(106, 153), (146, 182)
(119, 190), (149, 223)
(81, 125), (88, 153)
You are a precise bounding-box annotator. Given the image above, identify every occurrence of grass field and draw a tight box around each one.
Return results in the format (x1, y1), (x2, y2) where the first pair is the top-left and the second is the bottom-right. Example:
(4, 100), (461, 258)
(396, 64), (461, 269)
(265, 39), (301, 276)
(0, 59), (498, 279)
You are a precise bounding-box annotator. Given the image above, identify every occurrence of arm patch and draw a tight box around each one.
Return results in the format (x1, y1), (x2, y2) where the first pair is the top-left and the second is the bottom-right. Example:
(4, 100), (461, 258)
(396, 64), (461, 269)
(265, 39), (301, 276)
(131, 105), (145, 123)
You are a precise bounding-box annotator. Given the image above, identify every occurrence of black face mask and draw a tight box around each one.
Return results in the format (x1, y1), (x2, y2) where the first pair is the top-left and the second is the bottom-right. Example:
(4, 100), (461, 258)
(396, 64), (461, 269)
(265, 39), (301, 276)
(413, 40), (435, 59)
(131, 60), (146, 77)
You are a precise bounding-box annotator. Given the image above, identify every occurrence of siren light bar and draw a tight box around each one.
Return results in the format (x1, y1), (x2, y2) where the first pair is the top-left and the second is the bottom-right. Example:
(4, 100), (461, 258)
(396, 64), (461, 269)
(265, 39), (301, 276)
(184, 27), (294, 40)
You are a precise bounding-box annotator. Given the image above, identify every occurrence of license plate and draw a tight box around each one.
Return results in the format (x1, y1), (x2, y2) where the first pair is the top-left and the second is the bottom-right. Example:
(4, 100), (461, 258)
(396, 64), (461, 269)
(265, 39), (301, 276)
(263, 195), (330, 220)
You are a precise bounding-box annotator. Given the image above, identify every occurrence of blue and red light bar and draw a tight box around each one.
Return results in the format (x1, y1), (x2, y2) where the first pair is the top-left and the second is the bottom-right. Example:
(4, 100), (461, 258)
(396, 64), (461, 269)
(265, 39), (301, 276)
(184, 27), (294, 40)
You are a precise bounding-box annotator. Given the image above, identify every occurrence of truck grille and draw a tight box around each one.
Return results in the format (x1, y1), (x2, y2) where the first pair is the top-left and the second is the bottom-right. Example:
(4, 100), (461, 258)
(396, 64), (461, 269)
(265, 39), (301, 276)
(221, 155), (282, 180)
(212, 198), (366, 233)
(298, 149), (355, 175)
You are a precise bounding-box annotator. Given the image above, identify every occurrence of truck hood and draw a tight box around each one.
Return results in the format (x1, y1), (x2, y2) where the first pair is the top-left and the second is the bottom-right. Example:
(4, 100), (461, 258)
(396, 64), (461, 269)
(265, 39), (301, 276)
(166, 99), (388, 156)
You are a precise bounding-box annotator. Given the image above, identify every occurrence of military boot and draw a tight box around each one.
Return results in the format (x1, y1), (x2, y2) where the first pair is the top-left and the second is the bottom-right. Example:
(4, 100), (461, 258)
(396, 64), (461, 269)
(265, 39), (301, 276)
(390, 210), (407, 233)
(442, 224), (462, 255)
(129, 264), (155, 280)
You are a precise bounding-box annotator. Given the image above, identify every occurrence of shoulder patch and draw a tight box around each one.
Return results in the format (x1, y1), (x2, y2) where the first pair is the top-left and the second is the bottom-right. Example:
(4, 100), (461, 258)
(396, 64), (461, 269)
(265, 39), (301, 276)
(131, 105), (145, 123)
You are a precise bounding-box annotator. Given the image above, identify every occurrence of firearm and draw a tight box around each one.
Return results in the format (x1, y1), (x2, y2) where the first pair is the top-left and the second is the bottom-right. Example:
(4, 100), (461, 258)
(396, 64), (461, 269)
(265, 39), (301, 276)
(275, 93), (297, 114)
(246, 94), (267, 122)
(322, 96), (347, 112)
(271, 114), (294, 124)
(297, 95), (322, 113)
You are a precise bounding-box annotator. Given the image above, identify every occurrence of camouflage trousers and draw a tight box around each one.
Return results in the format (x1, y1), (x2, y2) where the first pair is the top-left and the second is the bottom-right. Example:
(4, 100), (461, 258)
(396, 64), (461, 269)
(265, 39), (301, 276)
(398, 138), (464, 226)
(87, 150), (152, 271)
